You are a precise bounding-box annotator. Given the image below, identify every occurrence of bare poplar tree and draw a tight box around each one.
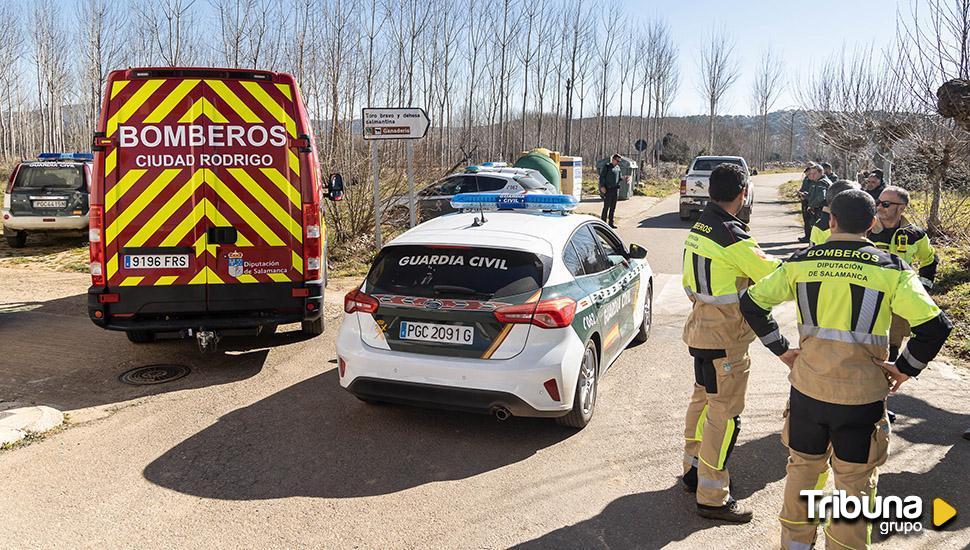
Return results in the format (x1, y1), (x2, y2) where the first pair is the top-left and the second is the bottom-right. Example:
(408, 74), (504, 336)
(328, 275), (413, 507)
(750, 48), (784, 170)
(697, 27), (740, 153)
(595, 1), (621, 158)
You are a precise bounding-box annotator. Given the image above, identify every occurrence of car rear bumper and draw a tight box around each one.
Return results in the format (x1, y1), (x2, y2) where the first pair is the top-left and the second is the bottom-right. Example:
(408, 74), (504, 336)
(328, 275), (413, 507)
(335, 312), (584, 416)
(88, 281), (323, 331)
(347, 378), (567, 417)
(2, 212), (88, 232)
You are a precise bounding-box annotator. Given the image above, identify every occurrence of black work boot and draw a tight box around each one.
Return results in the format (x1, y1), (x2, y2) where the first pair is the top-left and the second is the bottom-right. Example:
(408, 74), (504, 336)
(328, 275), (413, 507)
(682, 465), (698, 493)
(697, 498), (753, 523)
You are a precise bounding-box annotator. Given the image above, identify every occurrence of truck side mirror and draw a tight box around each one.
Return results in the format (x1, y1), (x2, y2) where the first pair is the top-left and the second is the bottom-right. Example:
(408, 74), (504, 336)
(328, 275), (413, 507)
(327, 173), (344, 201)
(297, 133), (313, 154)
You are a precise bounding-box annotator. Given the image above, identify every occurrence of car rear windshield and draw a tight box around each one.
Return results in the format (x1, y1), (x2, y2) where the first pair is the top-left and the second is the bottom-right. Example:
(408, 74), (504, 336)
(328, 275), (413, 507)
(13, 164), (85, 190)
(691, 158), (744, 172)
(367, 245), (548, 299)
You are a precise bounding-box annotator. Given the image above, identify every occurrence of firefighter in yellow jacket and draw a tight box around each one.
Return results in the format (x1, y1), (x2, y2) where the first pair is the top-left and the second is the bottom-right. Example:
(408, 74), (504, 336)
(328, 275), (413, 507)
(740, 189), (952, 549)
(681, 163), (781, 522)
(869, 185), (939, 361)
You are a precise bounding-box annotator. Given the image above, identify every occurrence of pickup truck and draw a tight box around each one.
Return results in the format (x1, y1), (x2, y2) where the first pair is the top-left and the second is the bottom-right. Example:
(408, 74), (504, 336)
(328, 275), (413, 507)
(679, 155), (754, 223)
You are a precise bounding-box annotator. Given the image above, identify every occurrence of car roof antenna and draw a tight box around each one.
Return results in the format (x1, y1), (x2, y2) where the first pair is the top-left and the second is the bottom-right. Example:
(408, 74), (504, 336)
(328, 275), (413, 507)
(472, 202), (487, 227)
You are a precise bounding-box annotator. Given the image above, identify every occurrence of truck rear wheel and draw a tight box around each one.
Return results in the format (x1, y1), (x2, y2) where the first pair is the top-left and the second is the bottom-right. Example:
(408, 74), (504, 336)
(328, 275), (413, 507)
(301, 318), (324, 336)
(5, 231), (27, 248)
(126, 330), (156, 344)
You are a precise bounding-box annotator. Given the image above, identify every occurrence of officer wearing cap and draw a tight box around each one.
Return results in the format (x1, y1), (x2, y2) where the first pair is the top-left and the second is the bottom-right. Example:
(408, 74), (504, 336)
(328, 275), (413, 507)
(809, 179), (861, 247)
(740, 189), (952, 549)
(869, 185), (938, 362)
(680, 162), (781, 522)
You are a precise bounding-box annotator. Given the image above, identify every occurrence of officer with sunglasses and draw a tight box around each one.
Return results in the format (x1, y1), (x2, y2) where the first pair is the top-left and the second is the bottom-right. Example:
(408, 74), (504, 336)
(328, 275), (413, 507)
(869, 186), (939, 363)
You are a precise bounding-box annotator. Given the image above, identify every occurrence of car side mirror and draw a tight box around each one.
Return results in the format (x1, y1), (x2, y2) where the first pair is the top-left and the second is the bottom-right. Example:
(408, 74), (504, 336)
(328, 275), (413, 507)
(751, 169), (759, 176)
(327, 173), (344, 201)
(628, 243), (647, 259)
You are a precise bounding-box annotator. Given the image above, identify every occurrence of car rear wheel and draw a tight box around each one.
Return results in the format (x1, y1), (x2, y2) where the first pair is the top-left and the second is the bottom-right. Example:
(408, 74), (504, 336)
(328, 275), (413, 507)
(260, 324), (278, 336)
(5, 231), (27, 248)
(737, 204), (751, 224)
(679, 207), (691, 221)
(301, 318), (324, 336)
(126, 330), (156, 344)
(631, 281), (653, 344)
(557, 340), (598, 429)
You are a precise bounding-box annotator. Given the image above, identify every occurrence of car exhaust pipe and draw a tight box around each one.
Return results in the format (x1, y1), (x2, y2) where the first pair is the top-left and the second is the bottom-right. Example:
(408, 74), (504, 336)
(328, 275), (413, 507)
(492, 407), (511, 421)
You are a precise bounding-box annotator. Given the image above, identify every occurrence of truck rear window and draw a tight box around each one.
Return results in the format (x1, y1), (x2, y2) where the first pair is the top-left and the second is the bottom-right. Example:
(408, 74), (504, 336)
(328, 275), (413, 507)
(367, 245), (548, 299)
(691, 159), (744, 172)
(13, 165), (85, 190)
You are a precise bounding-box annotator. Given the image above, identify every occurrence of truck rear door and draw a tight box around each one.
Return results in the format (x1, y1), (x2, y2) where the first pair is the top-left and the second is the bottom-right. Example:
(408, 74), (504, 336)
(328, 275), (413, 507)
(104, 77), (208, 311)
(199, 77), (305, 312)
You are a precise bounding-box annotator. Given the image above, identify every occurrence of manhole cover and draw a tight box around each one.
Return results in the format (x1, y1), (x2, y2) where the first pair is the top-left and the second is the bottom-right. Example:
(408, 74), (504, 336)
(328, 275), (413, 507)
(119, 364), (191, 386)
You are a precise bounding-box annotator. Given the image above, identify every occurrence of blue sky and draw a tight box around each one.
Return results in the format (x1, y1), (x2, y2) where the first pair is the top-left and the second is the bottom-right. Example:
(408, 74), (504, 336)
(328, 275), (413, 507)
(629, 0), (906, 115)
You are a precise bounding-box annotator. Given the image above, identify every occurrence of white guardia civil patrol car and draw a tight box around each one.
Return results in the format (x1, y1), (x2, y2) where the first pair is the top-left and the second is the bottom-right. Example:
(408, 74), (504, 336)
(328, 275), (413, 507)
(336, 193), (653, 428)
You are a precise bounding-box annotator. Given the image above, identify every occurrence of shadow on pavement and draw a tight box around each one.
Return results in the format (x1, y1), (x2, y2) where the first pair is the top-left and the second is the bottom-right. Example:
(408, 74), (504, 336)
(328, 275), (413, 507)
(0, 292), (306, 411)
(637, 212), (692, 229)
(144, 370), (575, 499)
(874, 393), (970, 542)
(512, 434), (788, 549)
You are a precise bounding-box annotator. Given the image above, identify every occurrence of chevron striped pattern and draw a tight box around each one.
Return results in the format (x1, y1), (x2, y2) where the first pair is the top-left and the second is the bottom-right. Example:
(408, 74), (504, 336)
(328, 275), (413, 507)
(102, 77), (309, 287)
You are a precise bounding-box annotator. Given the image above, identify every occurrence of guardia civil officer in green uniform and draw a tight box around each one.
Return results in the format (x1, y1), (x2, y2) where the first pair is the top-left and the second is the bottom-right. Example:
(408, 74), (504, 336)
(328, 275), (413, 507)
(798, 163), (831, 243)
(740, 189), (952, 549)
(809, 179), (861, 247)
(680, 163), (781, 522)
(869, 185), (938, 361)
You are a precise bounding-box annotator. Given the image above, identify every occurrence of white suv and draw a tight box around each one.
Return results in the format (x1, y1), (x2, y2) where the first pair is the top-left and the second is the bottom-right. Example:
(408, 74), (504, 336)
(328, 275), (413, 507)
(679, 156), (754, 223)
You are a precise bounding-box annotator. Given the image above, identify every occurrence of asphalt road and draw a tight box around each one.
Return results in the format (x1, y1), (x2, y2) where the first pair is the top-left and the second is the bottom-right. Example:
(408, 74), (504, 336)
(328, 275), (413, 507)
(0, 172), (968, 549)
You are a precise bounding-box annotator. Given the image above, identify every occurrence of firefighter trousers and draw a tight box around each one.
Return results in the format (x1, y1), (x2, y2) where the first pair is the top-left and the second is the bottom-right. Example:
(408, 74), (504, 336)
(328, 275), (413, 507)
(780, 387), (890, 550)
(683, 345), (750, 507)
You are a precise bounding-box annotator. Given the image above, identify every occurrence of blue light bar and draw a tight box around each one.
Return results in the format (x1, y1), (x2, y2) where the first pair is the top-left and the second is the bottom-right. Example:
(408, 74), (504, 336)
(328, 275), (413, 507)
(38, 152), (94, 161)
(450, 192), (578, 212)
(464, 165), (480, 173)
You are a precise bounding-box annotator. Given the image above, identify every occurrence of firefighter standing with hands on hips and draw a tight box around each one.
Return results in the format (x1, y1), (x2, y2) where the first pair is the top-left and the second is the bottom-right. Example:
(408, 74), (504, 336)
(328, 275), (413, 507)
(739, 189), (952, 549)
(680, 163), (780, 522)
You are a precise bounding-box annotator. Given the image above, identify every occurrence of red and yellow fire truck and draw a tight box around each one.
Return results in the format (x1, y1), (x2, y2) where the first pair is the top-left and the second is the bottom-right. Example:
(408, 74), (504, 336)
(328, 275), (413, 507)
(87, 67), (342, 348)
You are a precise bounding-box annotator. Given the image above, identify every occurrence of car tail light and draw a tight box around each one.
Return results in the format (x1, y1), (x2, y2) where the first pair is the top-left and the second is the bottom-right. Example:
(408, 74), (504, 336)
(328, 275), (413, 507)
(89, 205), (105, 286)
(543, 378), (561, 401)
(303, 202), (322, 281)
(494, 297), (576, 329)
(344, 288), (379, 314)
(680, 177), (687, 195)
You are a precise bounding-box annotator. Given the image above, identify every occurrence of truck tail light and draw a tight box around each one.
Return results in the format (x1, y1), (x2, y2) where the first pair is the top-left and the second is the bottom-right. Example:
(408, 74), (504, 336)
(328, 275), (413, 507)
(494, 297), (576, 329)
(680, 177), (687, 195)
(303, 202), (322, 281)
(89, 205), (106, 286)
(344, 288), (379, 314)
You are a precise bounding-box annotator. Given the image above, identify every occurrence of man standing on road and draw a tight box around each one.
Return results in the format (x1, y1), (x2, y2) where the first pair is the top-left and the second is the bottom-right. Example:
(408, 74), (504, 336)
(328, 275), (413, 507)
(822, 162), (838, 183)
(809, 179), (861, 246)
(798, 163), (831, 243)
(864, 169), (886, 202)
(740, 189), (952, 549)
(869, 186), (938, 362)
(680, 163), (781, 523)
(599, 154), (623, 228)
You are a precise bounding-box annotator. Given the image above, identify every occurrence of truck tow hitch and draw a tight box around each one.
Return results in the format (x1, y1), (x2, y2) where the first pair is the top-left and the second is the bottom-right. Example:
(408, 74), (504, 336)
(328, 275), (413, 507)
(188, 329), (220, 353)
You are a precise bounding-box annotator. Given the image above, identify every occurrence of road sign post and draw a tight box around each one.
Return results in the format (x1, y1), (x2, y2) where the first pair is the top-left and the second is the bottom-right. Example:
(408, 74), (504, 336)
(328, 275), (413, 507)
(362, 107), (431, 246)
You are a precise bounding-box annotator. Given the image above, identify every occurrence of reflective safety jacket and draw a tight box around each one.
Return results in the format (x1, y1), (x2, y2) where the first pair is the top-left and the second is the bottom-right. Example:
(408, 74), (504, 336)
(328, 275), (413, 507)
(809, 208), (831, 247)
(740, 234), (952, 405)
(682, 202), (781, 349)
(869, 216), (938, 288)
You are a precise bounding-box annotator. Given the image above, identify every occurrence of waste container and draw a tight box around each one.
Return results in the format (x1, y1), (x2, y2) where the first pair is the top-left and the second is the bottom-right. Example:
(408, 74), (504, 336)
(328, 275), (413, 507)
(560, 156), (583, 200)
(595, 156), (639, 200)
(515, 149), (561, 192)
